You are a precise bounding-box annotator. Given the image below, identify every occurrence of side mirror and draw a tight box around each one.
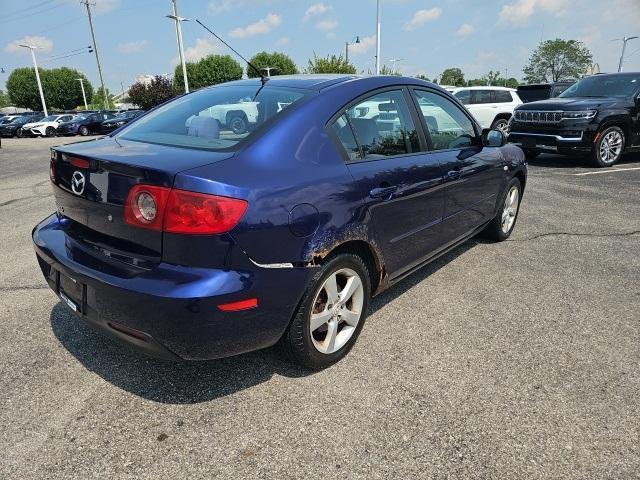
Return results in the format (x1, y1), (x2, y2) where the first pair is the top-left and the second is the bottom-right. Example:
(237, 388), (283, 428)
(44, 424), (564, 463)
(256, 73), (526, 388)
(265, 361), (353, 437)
(482, 128), (506, 147)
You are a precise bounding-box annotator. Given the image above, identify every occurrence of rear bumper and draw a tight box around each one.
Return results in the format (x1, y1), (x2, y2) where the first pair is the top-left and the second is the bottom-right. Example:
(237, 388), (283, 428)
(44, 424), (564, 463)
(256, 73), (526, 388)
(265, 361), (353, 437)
(33, 214), (315, 360)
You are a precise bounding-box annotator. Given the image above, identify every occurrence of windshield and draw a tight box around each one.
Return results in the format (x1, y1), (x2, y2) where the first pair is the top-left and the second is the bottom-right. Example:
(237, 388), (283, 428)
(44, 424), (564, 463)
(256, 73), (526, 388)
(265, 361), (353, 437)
(71, 115), (86, 121)
(560, 74), (640, 98)
(117, 111), (138, 119)
(41, 115), (59, 122)
(118, 84), (307, 150)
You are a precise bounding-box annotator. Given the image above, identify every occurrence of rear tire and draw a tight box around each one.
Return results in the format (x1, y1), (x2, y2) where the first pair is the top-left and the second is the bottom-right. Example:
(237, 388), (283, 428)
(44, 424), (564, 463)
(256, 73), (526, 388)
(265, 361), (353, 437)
(16, 128), (23, 138)
(79, 126), (89, 136)
(483, 178), (522, 242)
(281, 254), (371, 370)
(228, 115), (247, 134)
(591, 126), (625, 167)
(522, 148), (540, 159)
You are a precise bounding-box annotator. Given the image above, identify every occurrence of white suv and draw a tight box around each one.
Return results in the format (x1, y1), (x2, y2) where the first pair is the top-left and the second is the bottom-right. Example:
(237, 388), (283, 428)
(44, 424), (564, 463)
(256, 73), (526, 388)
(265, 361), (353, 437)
(447, 86), (522, 132)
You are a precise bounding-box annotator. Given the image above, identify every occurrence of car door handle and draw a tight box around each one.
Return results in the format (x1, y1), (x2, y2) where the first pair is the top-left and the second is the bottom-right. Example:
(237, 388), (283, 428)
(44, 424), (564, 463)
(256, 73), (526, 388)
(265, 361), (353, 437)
(369, 185), (397, 199)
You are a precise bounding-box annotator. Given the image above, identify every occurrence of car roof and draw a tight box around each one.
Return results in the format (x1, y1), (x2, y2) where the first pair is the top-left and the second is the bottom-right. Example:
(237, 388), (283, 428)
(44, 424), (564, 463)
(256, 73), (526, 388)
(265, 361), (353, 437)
(450, 86), (516, 92)
(213, 74), (448, 93)
(219, 74), (359, 91)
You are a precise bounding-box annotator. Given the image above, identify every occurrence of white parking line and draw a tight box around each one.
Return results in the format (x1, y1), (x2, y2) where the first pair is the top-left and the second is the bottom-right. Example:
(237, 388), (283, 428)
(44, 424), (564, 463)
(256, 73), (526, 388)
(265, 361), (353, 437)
(573, 167), (640, 176)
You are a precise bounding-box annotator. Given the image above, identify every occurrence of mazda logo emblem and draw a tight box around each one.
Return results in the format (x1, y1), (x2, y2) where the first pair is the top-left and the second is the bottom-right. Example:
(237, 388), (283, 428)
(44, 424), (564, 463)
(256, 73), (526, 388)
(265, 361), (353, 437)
(71, 171), (86, 195)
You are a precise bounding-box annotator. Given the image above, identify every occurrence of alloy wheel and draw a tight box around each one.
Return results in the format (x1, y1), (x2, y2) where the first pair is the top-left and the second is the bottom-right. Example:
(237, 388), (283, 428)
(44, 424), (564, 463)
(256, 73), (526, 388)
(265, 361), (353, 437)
(501, 186), (519, 234)
(494, 119), (509, 133)
(599, 130), (623, 164)
(309, 268), (364, 354)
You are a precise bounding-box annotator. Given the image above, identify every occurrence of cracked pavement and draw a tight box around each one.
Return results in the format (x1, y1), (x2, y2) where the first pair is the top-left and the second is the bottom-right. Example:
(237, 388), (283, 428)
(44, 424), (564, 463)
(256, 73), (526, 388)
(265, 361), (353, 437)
(0, 137), (638, 479)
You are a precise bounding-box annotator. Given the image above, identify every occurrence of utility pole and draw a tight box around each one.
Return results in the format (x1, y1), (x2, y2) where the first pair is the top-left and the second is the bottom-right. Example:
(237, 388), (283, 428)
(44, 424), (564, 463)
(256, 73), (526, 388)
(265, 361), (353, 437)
(375, 0), (381, 75)
(76, 78), (88, 110)
(20, 45), (47, 116)
(345, 36), (360, 64)
(81, 0), (108, 109)
(617, 36), (639, 72)
(167, 0), (189, 93)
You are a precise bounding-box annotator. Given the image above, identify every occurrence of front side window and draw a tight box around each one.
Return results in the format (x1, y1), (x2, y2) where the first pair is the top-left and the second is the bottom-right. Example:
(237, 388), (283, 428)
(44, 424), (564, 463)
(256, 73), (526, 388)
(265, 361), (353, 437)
(118, 85), (307, 151)
(493, 90), (513, 103)
(413, 90), (476, 151)
(344, 90), (420, 160)
(470, 90), (493, 104)
(454, 90), (470, 105)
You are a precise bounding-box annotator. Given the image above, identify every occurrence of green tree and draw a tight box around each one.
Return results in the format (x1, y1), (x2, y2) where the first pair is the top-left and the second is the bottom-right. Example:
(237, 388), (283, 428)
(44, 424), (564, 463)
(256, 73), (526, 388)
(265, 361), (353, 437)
(174, 54), (243, 93)
(89, 87), (115, 109)
(379, 65), (401, 76)
(247, 51), (298, 78)
(505, 77), (519, 88)
(0, 89), (9, 108)
(6, 67), (92, 110)
(305, 54), (356, 74)
(523, 39), (593, 83)
(128, 75), (175, 110)
(440, 68), (465, 86)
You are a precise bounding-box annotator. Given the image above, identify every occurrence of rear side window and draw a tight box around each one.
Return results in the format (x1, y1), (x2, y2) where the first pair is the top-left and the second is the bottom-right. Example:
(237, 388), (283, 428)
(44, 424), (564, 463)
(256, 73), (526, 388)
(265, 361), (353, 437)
(470, 90), (492, 104)
(493, 90), (513, 103)
(344, 89), (420, 160)
(330, 115), (360, 161)
(118, 85), (307, 151)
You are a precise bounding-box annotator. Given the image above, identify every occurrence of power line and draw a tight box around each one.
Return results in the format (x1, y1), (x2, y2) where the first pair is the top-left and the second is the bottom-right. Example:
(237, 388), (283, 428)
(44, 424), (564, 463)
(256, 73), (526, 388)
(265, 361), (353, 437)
(0, 3), (60, 26)
(3, 0), (53, 21)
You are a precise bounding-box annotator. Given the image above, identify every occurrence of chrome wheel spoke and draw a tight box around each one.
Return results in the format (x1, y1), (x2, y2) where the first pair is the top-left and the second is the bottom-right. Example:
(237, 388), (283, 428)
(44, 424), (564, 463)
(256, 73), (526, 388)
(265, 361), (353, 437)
(339, 276), (361, 305)
(324, 273), (339, 304)
(341, 308), (360, 326)
(323, 320), (338, 353)
(310, 310), (333, 332)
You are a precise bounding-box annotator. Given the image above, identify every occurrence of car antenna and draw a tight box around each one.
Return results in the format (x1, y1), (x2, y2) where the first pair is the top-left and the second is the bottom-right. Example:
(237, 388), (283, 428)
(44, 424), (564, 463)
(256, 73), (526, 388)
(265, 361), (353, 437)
(195, 19), (267, 84)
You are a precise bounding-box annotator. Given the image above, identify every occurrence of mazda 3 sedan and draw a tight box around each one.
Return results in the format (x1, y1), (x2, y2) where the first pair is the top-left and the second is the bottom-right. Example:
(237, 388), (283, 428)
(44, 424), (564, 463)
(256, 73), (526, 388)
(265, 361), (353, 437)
(33, 75), (527, 369)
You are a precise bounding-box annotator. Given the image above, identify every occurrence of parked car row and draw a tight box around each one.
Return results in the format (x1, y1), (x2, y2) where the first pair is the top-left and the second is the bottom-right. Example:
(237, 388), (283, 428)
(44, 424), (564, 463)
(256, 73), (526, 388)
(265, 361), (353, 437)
(0, 110), (144, 138)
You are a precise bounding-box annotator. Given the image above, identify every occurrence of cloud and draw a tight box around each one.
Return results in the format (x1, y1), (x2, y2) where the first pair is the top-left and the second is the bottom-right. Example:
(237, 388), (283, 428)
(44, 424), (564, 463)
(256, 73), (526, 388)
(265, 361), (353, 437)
(4, 36), (53, 54)
(208, 0), (235, 14)
(175, 37), (221, 63)
(348, 35), (376, 55)
(455, 23), (475, 37)
(315, 19), (338, 31)
(275, 37), (290, 46)
(229, 14), (282, 38)
(499, 0), (569, 25)
(303, 3), (332, 22)
(403, 8), (442, 31)
(93, 0), (120, 14)
(118, 40), (148, 54)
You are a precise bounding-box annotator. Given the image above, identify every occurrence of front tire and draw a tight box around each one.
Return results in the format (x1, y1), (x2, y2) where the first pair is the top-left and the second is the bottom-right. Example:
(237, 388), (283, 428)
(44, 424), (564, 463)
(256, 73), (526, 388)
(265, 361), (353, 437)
(491, 117), (510, 133)
(281, 254), (371, 369)
(522, 148), (540, 159)
(45, 127), (56, 137)
(79, 126), (89, 136)
(228, 115), (247, 134)
(483, 178), (522, 241)
(591, 126), (625, 167)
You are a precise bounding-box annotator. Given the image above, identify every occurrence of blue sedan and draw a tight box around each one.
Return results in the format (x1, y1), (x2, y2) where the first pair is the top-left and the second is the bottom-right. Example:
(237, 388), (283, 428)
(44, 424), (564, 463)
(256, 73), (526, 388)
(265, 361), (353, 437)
(33, 75), (527, 369)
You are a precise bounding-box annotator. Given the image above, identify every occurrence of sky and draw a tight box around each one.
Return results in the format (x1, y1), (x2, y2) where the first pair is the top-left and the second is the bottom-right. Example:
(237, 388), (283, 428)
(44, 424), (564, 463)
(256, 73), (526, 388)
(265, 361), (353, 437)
(1, 0), (640, 95)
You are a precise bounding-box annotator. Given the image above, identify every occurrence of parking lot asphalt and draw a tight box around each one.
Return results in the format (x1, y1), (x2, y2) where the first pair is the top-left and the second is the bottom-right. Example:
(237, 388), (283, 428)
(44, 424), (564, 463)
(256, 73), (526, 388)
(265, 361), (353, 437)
(0, 136), (638, 479)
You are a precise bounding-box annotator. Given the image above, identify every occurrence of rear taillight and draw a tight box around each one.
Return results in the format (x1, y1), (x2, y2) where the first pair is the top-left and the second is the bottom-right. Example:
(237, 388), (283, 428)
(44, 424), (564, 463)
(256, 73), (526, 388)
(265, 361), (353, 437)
(124, 184), (247, 235)
(164, 190), (248, 235)
(124, 185), (170, 231)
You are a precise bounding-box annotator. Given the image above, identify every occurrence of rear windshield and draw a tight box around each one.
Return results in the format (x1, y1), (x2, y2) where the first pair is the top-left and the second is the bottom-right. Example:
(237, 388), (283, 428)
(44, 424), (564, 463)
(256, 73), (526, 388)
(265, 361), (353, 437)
(516, 85), (552, 103)
(118, 84), (307, 150)
(559, 74), (640, 98)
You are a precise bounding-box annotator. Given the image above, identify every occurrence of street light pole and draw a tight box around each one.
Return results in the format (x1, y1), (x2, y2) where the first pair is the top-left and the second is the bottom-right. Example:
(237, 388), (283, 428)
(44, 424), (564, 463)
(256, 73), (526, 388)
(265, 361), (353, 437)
(617, 36), (639, 72)
(345, 36), (360, 64)
(82, 0), (108, 110)
(76, 78), (88, 110)
(375, 0), (381, 75)
(20, 45), (47, 116)
(167, 0), (189, 93)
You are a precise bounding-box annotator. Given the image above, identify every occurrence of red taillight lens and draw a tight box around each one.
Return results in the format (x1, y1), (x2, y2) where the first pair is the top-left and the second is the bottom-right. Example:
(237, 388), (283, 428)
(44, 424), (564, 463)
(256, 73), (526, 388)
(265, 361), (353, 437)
(124, 184), (247, 235)
(124, 184), (170, 231)
(218, 298), (258, 312)
(164, 190), (248, 235)
(69, 157), (90, 169)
